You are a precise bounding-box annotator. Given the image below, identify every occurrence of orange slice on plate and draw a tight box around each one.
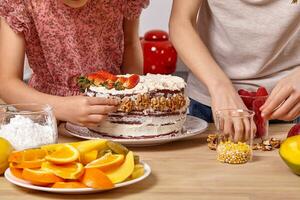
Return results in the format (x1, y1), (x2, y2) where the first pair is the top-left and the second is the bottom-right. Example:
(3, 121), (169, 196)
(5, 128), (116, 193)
(9, 149), (47, 169)
(9, 163), (23, 179)
(85, 152), (124, 171)
(81, 150), (98, 165)
(41, 139), (107, 154)
(22, 168), (63, 186)
(81, 168), (114, 189)
(52, 182), (87, 188)
(45, 144), (79, 164)
(71, 139), (107, 154)
(41, 161), (84, 180)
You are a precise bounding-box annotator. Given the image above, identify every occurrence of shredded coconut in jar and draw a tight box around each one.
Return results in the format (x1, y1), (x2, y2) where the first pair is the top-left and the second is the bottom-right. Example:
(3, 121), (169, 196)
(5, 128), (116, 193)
(0, 115), (57, 150)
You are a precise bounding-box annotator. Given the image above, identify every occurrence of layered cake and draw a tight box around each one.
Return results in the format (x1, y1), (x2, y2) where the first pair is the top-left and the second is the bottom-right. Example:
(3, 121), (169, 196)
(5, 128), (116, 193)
(75, 71), (189, 138)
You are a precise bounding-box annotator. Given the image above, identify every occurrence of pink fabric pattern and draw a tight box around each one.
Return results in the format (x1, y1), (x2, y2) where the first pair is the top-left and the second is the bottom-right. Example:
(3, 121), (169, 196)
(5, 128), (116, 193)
(0, 0), (149, 96)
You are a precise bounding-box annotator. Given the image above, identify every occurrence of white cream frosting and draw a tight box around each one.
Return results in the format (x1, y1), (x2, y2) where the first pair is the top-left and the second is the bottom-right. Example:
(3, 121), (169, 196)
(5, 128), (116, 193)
(88, 73), (186, 95)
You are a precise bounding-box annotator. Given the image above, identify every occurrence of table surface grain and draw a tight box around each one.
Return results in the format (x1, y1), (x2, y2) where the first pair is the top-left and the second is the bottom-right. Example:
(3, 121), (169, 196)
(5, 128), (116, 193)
(0, 123), (299, 200)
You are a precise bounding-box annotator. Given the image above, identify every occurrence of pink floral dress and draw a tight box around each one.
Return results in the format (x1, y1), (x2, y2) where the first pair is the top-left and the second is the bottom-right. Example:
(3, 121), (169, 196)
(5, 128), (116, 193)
(0, 0), (149, 96)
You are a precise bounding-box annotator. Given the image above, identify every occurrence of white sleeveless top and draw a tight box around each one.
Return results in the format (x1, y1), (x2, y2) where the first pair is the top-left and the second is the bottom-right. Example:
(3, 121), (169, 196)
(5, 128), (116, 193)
(187, 0), (300, 106)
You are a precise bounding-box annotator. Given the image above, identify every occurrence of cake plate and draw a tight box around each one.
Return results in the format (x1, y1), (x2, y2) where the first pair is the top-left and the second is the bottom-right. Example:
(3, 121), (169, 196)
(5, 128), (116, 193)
(59, 115), (208, 147)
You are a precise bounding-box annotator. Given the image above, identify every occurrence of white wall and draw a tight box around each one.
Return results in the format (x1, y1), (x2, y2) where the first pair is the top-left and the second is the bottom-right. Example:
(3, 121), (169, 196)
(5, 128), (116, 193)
(140, 0), (186, 71)
(139, 0), (172, 36)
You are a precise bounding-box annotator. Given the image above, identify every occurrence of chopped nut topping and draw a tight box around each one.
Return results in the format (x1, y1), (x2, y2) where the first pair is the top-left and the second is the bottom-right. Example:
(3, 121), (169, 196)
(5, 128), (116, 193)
(117, 93), (186, 113)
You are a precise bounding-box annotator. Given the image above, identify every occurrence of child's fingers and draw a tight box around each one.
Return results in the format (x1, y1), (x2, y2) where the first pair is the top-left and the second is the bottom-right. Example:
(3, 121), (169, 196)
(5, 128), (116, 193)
(261, 87), (292, 117)
(269, 94), (299, 120)
(89, 105), (117, 114)
(86, 114), (108, 123)
(233, 118), (244, 143)
(88, 97), (119, 105)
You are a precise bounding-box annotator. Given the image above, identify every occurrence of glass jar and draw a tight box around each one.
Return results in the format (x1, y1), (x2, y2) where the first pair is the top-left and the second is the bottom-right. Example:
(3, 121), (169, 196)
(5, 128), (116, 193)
(0, 104), (58, 150)
(215, 109), (255, 164)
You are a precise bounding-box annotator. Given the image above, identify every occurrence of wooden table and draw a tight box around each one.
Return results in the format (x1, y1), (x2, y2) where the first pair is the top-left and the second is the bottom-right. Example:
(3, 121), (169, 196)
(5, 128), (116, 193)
(1, 124), (299, 200)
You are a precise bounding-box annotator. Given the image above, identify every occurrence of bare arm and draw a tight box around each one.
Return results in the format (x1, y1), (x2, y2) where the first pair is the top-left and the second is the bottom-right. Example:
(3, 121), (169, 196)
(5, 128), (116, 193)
(0, 18), (118, 126)
(122, 18), (143, 75)
(170, 0), (250, 141)
(0, 18), (61, 108)
(169, 0), (232, 94)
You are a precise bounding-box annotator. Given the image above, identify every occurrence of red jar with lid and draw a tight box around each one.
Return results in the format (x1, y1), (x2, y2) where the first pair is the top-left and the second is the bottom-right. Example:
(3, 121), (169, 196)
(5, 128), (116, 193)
(141, 30), (177, 75)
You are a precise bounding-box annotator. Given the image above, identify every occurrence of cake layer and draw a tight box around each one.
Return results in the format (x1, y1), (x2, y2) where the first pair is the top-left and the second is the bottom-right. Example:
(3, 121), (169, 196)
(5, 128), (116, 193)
(108, 112), (186, 125)
(88, 115), (186, 137)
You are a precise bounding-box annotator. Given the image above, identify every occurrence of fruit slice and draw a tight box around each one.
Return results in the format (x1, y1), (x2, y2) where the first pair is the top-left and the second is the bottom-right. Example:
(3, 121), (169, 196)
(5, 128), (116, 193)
(107, 141), (129, 155)
(87, 73), (98, 82)
(130, 164), (145, 180)
(253, 98), (267, 138)
(238, 89), (254, 110)
(81, 168), (114, 189)
(116, 77), (128, 84)
(85, 152), (124, 171)
(106, 151), (134, 184)
(9, 149), (47, 169)
(71, 139), (107, 154)
(123, 74), (140, 89)
(287, 124), (300, 138)
(279, 135), (300, 175)
(9, 163), (23, 179)
(256, 87), (268, 97)
(104, 80), (115, 89)
(42, 161), (84, 180)
(93, 77), (106, 86)
(52, 182), (87, 188)
(22, 168), (63, 186)
(45, 144), (79, 164)
(96, 71), (117, 82)
(238, 89), (251, 97)
(81, 150), (98, 165)
(41, 143), (63, 153)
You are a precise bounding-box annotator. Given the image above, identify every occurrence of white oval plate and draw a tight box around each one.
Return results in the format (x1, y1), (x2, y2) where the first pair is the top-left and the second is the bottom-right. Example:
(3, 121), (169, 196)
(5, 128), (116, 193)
(60, 115), (208, 147)
(5, 162), (151, 194)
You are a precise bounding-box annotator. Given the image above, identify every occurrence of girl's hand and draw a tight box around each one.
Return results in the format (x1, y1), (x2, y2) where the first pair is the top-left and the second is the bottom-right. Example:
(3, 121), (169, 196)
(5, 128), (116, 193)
(210, 84), (255, 142)
(261, 69), (300, 121)
(57, 96), (119, 127)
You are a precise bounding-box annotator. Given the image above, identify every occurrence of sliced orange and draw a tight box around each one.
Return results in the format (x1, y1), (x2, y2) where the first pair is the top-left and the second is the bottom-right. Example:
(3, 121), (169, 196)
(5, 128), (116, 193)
(9, 163), (23, 179)
(41, 144), (63, 153)
(130, 164), (145, 180)
(81, 168), (114, 189)
(22, 168), (63, 186)
(81, 150), (98, 165)
(71, 139), (107, 154)
(41, 140), (107, 154)
(85, 152), (124, 171)
(52, 182), (87, 188)
(41, 161), (84, 180)
(9, 149), (47, 169)
(45, 144), (79, 164)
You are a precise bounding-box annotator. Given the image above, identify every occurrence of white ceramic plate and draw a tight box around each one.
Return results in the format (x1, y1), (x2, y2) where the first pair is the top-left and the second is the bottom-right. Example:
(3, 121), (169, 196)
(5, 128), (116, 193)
(4, 162), (151, 194)
(59, 115), (208, 147)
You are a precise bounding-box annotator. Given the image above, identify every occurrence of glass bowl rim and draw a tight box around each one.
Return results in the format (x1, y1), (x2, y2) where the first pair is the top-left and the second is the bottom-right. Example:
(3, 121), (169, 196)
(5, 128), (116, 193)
(0, 103), (53, 115)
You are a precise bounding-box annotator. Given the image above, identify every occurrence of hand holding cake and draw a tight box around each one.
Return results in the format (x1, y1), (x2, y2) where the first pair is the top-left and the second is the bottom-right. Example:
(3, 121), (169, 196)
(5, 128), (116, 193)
(57, 96), (119, 128)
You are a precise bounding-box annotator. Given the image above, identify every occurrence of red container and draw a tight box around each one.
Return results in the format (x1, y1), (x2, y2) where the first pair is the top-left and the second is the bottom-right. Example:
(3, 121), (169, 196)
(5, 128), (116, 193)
(141, 30), (177, 75)
(239, 94), (269, 140)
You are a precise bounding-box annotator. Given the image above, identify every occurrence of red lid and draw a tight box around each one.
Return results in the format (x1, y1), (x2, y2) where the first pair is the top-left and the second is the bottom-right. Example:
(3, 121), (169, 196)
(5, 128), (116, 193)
(144, 30), (169, 41)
